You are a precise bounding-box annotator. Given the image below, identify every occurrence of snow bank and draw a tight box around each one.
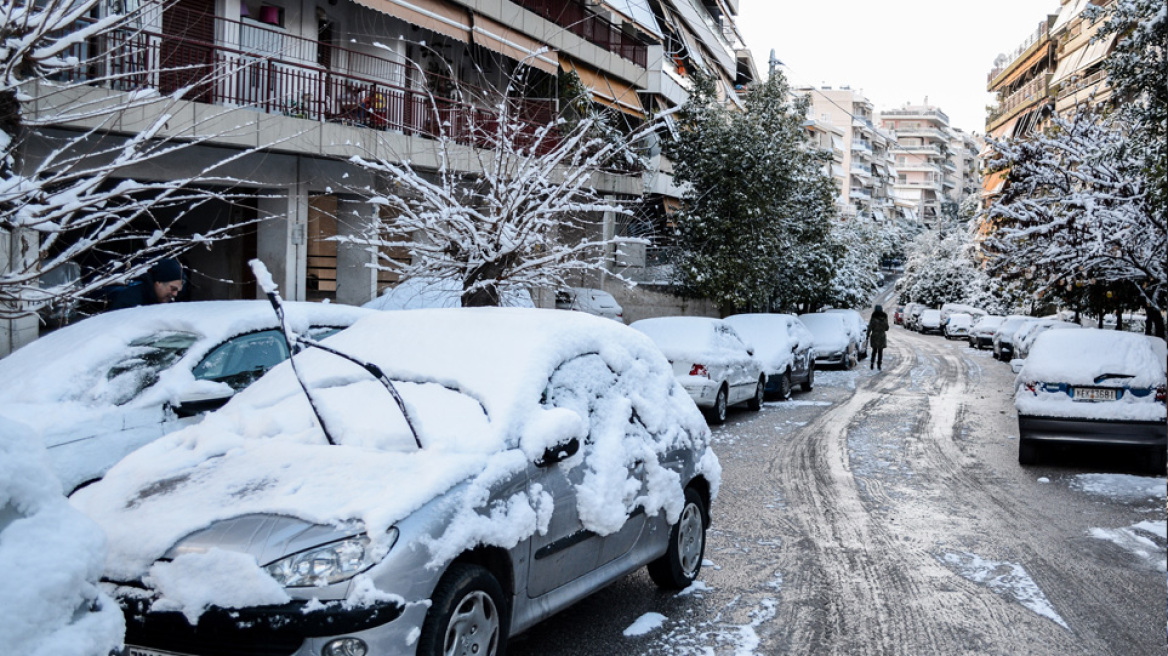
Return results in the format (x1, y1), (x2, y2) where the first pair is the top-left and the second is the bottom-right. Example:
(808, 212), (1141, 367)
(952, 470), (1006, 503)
(0, 418), (124, 655)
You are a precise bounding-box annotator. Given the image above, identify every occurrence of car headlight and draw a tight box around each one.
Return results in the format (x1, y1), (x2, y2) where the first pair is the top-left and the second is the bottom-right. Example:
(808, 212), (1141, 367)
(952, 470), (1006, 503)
(264, 530), (394, 587)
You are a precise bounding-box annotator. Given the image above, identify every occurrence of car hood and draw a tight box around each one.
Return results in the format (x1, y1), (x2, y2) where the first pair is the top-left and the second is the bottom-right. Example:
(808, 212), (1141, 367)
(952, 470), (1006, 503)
(72, 437), (499, 582)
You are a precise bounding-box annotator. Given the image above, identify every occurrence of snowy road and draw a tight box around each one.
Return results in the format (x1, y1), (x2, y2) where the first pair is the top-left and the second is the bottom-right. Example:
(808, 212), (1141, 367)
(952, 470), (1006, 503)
(510, 322), (1166, 655)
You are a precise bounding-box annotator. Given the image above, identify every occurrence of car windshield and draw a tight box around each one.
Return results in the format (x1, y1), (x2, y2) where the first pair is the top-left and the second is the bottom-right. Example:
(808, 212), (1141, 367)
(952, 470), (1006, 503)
(192, 329), (291, 391)
(105, 331), (200, 405)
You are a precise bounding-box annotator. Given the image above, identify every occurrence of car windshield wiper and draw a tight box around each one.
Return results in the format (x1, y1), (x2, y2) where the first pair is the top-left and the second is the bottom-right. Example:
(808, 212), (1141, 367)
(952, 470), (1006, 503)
(250, 260), (422, 449)
(1093, 372), (1135, 384)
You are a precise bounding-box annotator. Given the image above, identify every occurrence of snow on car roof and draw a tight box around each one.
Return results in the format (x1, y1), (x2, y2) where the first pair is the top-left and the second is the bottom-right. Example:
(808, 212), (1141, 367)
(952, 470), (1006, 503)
(0, 301), (371, 407)
(1019, 329), (1167, 388)
(72, 308), (716, 582)
(723, 314), (795, 367)
(630, 316), (734, 361)
(364, 277), (534, 310)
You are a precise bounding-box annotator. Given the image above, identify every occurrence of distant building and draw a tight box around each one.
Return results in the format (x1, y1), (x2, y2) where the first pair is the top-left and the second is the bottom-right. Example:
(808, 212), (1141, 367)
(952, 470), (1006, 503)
(796, 86), (898, 222)
(880, 104), (955, 226)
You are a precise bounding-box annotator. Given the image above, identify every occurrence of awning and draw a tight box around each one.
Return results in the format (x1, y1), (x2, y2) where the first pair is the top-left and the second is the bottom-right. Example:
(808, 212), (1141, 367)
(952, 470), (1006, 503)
(1050, 44), (1086, 86)
(1079, 33), (1117, 72)
(352, 0), (471, 43)
(470, 14), (557, 73)
(831, 134), (844, 151)
(561, 58), (646, 118)
(602, 0), (663, 39)
(983, 170), (1007, 196)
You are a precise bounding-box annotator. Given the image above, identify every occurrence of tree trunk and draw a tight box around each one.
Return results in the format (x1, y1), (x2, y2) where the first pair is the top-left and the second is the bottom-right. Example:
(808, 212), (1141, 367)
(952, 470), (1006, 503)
(1146, 303), (1165, 339)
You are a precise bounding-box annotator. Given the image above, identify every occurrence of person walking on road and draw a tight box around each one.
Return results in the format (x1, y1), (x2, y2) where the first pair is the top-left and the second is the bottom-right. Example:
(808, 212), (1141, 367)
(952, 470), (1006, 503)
(867, 304), (890, 370)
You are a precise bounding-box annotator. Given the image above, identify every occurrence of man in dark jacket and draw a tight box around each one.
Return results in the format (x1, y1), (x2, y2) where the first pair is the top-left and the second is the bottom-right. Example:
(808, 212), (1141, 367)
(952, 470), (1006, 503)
(105, 258), (184, 311)
(867, 304), (890, 370)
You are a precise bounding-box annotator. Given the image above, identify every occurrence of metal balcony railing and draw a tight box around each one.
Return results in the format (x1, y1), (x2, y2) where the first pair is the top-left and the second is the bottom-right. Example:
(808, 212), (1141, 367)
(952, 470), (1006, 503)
(512, 0), (648, 68)
(57, 8), (560, 154)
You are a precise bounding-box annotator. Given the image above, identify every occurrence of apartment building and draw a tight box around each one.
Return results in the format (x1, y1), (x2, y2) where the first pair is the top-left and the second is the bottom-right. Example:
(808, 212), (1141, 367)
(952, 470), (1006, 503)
(1048, 0), (1118, 116)
(796, 86), (898, 222)
(8, 0), (755, 351)
(880, 104), (955, 225)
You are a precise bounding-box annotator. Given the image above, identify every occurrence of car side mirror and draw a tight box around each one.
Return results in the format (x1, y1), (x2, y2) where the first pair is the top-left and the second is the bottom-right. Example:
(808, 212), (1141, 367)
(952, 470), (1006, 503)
(535, 437), (580, 467)
(171, 386), (235, 418)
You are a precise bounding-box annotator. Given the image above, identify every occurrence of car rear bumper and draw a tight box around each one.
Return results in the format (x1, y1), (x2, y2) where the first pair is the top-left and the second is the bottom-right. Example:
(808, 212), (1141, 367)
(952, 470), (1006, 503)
(1018, 415), (1168, 447)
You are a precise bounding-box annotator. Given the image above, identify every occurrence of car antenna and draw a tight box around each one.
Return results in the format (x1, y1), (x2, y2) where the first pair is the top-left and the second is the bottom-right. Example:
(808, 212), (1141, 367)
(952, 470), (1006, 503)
(249, 260), (422, 449)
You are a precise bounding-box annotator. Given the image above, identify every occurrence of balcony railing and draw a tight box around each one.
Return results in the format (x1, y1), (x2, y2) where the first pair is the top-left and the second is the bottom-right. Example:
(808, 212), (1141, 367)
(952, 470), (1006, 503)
(987, 74), (1049, 124)
(1057, 68), (1108, 100)
(58, 9), (560, 154)
(512, 0), (648, 68)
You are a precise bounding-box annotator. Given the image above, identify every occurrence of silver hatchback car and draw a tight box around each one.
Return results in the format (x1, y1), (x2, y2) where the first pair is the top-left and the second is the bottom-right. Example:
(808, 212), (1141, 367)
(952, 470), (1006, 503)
(75, 308), (720, 656)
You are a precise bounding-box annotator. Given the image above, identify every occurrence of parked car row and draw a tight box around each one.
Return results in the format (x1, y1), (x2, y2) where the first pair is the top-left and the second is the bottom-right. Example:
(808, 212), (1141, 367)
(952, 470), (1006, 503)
(899, 301), (1167, 473)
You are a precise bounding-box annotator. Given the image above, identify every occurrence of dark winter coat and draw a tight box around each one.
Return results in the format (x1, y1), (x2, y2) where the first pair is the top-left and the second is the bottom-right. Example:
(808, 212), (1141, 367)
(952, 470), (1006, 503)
(868, 310), (890, 349)
(104, 279), (159, 311)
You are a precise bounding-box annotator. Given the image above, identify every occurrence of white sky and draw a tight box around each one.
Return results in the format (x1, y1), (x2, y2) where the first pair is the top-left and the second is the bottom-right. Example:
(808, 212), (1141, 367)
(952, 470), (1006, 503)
(735, 0), (1063, 134)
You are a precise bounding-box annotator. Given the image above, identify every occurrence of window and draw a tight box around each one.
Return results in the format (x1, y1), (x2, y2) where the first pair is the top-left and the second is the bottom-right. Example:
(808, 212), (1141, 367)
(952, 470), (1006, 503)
(105, 331), (200, 405)
(192, 329), (291, 391)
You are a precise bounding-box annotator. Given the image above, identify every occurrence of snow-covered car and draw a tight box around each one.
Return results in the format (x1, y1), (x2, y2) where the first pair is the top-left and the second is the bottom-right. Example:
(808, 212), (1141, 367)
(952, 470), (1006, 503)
(894, 306), (905, 326)
(0, 417), (124, 654)
(939, 302), (986, 325)
(968, 315), (1006, 349)
(0, 301), (370, 493)
(631, 316), (765, 423)
(1015, 329), (1167, 471)
(724, 313), (815, 399)
(904, 303), (928, 331)
(798, 312), (857, 369)
(823, 308), (868, 359)
(1013, 319), (1082, 363)
(555, 287), (624, 322)
(993, 315), (1036, 361)
(943, 313), (974, 340)
(364, 277), (535, 310)
(72, 308), (720, 656)
(918, 309), (944, 335)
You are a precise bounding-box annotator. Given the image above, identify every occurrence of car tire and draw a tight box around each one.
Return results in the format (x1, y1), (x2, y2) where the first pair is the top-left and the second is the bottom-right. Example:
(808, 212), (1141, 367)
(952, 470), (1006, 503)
(707, 386), (728, 424)
(418, 563), (508, 656)
(1148, 446), (1167, 476)
(801, 363), (815, 392)
(845, 346), (857, 369)
(747, 377), (765, 410)
(776, 370), (792, 401)
(1018, 439), (1039, 466)
(648, 487), (707, 590)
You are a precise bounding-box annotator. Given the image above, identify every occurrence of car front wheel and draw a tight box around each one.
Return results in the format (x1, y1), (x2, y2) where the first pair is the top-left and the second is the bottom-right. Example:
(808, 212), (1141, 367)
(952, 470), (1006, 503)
(747, 377), (765, 410)
(418, 564), (508, 656)
(801, 363), (815, 392)
(775, 370), (792, 401)
(648, 487), (707, 589)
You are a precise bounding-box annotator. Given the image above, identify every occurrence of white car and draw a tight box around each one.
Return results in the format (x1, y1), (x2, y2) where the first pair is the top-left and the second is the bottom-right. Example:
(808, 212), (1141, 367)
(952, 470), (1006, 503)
(823, 309), (868, 359)
(918, 309), (944, 335)
(0, 301), (371, 492)
(631, 316), (765, 424)
(72, 309), (720, 656)
(1015, 329), (1166, 472)
(992, 315), (1035, 361)
(798, 313), (857, 369)
(555, 287), (624, 322)
(1013, 319), (1082, 363)
(943, 313), (975, 339)
(724, 313), (816, 399)
(364, 277), (535, 310)
(968, 315), (1006, 349)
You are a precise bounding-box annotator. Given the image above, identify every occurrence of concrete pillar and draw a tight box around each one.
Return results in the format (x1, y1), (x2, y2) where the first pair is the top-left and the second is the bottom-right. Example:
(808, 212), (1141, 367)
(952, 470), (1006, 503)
(0, 228), (41, 357)
(335, 195), (378, 307)
(256, 183), (309, 301)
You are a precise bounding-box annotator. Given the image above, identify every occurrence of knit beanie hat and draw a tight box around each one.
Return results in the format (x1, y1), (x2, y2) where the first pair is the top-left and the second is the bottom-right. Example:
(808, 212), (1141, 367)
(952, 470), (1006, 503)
(150, 258), (183, 283)
(874, 304), (883, 312)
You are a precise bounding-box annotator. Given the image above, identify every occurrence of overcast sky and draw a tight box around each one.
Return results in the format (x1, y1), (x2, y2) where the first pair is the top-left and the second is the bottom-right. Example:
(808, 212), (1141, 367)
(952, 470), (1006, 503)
(735, 0), (1063, 134)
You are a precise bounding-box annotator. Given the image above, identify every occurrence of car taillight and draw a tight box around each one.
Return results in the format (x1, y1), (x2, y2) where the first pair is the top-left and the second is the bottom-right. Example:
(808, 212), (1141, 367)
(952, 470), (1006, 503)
(1156, 385), (1166, 403)
(1023, 382), (1037, 395)
(690, 364), (709, 378)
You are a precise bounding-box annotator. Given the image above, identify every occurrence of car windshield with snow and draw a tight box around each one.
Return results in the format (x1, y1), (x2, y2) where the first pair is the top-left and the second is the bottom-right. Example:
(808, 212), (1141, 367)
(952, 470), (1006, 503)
(1014, 329), (1167, 472)
(0, 301), (370, 492)
(798, 312), (856, 369)
(968, 315), (1006, 349)
(918, 309), (944, 335)
(724, 313), (815, 399)
(630, 316), (765, 424)
(71, 308), (720, 656)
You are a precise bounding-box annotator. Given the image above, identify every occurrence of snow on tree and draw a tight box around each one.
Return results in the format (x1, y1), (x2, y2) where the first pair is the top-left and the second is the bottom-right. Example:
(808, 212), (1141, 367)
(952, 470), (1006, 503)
(895, 231), (977, 309)
(981, 108), (1166, 336)
(1, 0), (263, 323)
(338, 69), (650, 307)
(822, 215), (882, 311)
(663, 71), (837, 314)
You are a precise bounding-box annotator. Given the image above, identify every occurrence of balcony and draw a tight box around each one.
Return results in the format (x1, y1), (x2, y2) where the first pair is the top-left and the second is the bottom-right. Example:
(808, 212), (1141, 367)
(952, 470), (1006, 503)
(881, 106), (950, 125)
(987, 74), (1050, 125)
(59, 8), (559, 154)
(512, 0), (648, 68)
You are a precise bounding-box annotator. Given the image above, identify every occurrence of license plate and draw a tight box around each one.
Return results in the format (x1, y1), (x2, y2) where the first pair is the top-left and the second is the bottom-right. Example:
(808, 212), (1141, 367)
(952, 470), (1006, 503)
(125, 647), (194, 656)
(1074, 387), (1116, 402)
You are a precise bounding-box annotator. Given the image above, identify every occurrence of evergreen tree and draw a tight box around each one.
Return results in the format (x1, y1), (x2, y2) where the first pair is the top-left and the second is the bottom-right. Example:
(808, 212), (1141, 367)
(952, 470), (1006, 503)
(664, 72), (836, 314)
